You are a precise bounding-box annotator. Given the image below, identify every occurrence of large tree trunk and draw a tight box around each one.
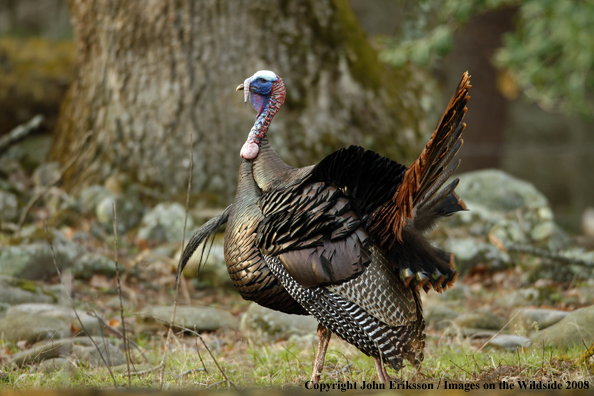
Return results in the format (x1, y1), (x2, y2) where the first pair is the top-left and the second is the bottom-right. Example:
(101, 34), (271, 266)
(52, 0), (434, 204)
(441, 7), (517, 172)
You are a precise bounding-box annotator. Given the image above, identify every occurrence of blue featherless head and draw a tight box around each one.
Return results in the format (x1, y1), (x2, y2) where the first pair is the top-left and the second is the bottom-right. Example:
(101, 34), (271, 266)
(236, 70), (279, 115)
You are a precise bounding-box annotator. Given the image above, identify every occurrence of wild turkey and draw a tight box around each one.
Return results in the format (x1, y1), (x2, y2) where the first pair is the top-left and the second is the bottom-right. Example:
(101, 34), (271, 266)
(180, 70), (470, 382)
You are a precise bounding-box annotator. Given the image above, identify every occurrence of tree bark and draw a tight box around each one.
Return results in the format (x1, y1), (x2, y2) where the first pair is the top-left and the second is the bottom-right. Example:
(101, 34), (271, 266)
(441, 7), (517, 172)
(52, 0), (434, 203)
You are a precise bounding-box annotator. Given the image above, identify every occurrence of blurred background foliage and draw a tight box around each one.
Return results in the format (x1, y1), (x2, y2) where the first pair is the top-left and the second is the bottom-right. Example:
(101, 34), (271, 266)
(380, 0), (594, 117)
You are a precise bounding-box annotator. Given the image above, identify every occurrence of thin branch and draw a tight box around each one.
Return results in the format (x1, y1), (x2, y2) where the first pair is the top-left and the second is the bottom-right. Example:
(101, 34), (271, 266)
(191, 325), (237, 389)
(17, 131), (92, 231)
(194, 329), (209, 375)
(178, 368), (206, 378)
(44, 222), (117, 387)
(476, 309), (523, 353)
(205, 380), (227, 390)
(112, 202), (131, 387)
(87, 311), (149, 363)
(159, 129), (194, 388)
(503, 241), (594, 267)
(0, 114), (44, 153)
(449, 359), (473, 377)
(129, 362), (165, 376)
(577, 341), (594, 366)
(135, 313), (237, 389)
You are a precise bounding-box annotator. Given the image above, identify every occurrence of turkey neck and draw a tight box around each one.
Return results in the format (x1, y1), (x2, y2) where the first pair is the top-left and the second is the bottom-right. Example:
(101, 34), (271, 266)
(233, 159), (261, 204)
(252, 137), (292, 190)
(252, 137), (315, 191)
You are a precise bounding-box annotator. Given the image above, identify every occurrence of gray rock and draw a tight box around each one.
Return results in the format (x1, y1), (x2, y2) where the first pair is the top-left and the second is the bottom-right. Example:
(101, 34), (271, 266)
(32, 162), (60, 187)
(0, 156), (31, 195)
(509, 308), (569, 334)
(96, 194), (143, 235)
(138, 202), (194, 243)
(487, 335), (531, 350)
(77, 185), (113, 215)
(533, 305), (594, 349)
(441, 282), (471, 301)
(6, 303), (58, 316)
(0, 276), (55, 305)
(455, 169), (549, 213)
(240, 303), (318, 342)
(72, 343), (126, 367)
(443, 326), (498, 338)
(39, 358), (74, 373)
(139, 305), (239, 332)
(442, 170), (568, 275)
(445, 238), (510, 273)
(453, 309), (507, 331)
(0, 190), (18, 222)
(424, 304), (460, 330)
(42, 283), (70, 307)
(0, 314), (69, 343)
(0, 229), (85, 279)
(39, 308), (104, 337)
(3, 135), (52, 171)
(71, 252), (116, 279)
(488, 210), (564, 249)
(497, 288), (541, 308)
(9, 339), (73, 367)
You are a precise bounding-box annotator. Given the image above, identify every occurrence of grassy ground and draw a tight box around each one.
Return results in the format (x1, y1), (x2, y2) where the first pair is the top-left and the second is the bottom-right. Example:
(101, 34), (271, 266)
(1, 310), (592, 391)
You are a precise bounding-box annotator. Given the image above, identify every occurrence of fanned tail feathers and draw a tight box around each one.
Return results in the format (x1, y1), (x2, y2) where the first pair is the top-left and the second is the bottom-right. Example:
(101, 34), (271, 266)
(370, 72), (471, 293)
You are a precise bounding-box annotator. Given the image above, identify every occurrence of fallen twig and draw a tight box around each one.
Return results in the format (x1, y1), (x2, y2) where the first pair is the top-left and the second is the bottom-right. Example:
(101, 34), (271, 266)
(507, 243), (594, 267)
(491, 234), (594, 267)
(0, 114), (44, 153)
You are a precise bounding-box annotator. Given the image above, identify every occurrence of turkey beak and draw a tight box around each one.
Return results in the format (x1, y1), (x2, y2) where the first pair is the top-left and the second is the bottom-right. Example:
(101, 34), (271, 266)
(236, 83), (247, 103)
(237, 80), (251, 103)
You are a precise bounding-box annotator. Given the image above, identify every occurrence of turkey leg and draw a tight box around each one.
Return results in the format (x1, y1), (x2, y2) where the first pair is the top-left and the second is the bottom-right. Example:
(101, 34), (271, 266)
(310, 323), (332, 383)
(374, 358), (390, 384)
